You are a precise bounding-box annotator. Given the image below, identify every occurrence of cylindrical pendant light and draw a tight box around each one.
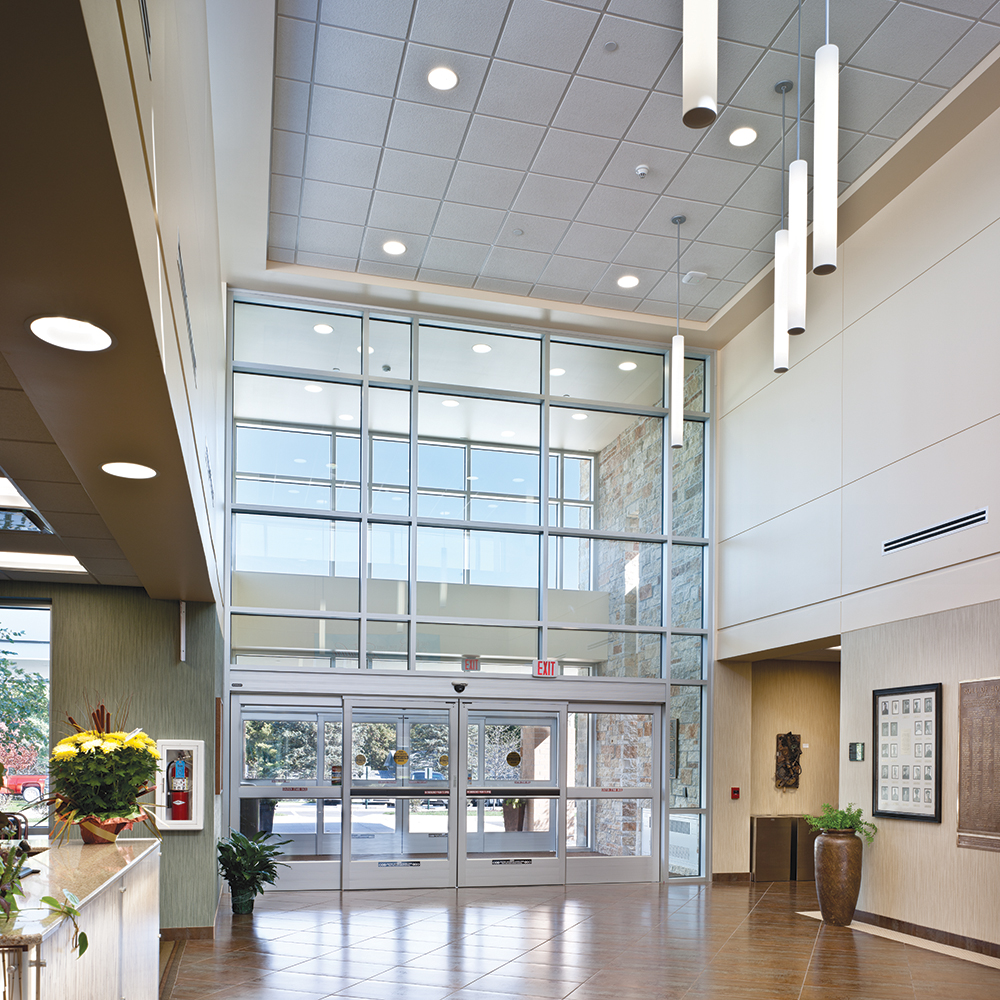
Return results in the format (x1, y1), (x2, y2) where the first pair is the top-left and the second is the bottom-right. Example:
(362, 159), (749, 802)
(773, 229), (789, 372)
(787, 158), (807, 334)
(670, 215), (686, 449)
(813, 29), (839, 273)
(682, 0), (717, 129)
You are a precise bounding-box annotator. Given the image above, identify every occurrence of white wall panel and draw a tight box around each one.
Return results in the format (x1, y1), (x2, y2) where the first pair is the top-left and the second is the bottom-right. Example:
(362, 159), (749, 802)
(717, 308), (775, 418)
(843, 221), (1000, 484)
(717, 491), (842, 628)
(716, 598), (842, 661)
(719, 338), (842, 541)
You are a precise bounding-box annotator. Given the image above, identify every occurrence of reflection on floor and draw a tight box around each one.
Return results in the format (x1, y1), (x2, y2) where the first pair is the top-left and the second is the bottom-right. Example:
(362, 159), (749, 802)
(162, 881), (1000, 1000)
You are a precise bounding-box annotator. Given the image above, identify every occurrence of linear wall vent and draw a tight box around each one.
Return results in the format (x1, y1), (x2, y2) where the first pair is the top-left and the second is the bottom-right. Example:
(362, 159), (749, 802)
(883, 509), (988, 554)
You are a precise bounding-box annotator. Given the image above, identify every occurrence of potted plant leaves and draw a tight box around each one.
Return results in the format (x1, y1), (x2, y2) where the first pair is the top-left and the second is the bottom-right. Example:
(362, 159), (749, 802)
(217, 828), (290, 914)
(804, 803), (877, 925)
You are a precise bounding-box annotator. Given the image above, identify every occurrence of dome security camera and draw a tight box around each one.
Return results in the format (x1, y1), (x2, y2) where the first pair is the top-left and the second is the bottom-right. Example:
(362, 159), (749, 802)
(452, 682), (467, 693)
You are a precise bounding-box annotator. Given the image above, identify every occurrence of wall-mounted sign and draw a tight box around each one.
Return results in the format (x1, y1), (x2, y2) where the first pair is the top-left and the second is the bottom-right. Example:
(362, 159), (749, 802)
(534, 658), (558, 678)
(958, 677), (1000, 851)
(393, 749), (409, 766)
(848, 742), (865, 762)
(330, 765), (342, 785)
(506, 751), (522, 767)
(439, 754), (449, 767)
(462, 654), (481, 672)
(355, 754), (367, 766)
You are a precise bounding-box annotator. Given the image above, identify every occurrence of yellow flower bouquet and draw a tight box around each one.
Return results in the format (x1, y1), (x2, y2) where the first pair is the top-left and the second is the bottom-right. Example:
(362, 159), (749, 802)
(48, 704), (160, 843)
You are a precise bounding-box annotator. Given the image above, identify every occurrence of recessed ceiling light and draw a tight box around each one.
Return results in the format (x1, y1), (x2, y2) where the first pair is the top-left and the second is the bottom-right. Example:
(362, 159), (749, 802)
(550, 368), (565, 377)
(293, 458), (307, 464)
(571, 412), (588, 421)
(313, 323), (333, 334)
(304, 383), (323, 393)
(102, 462), (157, 479)
(729, 126), (757, 147)
(467, 476), (478, 481)
(0, 551), (88, 574)
(338, 414), (354, 421)
(383, 240), (407, 255)
(29, 316), (113, 352)
(0, 478), (31, 510)
(472, 344), (491, 353)
(500, 430), (515, 437)
(441, 399), (460, 407)
(288, 489), (300, 494)
(356, 346), (375, 353)
(617, 275), (640, 289)
(618, 361), (637, 371)
(427, 66), (459, 90)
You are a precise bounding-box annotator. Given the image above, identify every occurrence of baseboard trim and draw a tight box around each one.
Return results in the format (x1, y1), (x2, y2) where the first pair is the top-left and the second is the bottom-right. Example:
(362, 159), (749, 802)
(160, 926), (214, 941)
(853, 910), (1000, 959)
(712, 872), (752, 883)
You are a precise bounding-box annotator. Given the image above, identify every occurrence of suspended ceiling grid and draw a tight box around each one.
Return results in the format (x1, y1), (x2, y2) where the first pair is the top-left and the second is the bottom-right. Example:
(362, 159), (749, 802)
(266, 0), (1000, 321)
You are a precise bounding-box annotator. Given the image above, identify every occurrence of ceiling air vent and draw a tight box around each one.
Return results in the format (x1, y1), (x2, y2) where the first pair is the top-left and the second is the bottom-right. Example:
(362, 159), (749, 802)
(883, 509), (988, 554)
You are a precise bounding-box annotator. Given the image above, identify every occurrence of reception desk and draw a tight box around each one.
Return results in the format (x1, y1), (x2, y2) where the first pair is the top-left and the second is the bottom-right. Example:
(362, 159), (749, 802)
(0, 839), (159, 999)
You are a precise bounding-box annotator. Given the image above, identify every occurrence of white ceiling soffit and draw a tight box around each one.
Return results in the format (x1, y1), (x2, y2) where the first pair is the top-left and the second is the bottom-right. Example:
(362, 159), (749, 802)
(209, 0), (1000, 346)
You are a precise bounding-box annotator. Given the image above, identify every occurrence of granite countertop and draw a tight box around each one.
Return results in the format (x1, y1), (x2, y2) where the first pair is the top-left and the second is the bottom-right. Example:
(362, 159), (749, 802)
(0, 839), (159, 949)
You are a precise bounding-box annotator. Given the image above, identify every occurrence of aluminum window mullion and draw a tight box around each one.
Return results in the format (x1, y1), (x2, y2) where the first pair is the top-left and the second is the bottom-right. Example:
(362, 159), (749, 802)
(539, 342), (550, 659)
(359, 313), (370, 670)
(408, 317), (419, 672)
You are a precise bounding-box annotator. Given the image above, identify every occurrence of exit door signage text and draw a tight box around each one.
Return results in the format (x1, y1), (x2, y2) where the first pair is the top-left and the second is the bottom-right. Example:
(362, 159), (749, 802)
(462, 654), (480, 671)
(534, 659), (558, 678)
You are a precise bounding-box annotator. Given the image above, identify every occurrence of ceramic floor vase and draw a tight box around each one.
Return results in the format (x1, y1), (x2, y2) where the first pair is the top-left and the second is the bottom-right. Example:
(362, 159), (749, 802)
(78, 816), (130, 844)
(814, 828), (863, 925)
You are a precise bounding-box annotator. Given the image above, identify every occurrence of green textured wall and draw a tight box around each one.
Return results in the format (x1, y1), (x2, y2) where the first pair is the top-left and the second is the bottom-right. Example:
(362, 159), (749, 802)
(0, 582), (222, 931)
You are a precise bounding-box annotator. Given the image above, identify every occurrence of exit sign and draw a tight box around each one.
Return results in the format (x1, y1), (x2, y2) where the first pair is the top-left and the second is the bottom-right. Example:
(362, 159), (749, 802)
(534, 659), (558, 678)
(462, 654), (480, 672)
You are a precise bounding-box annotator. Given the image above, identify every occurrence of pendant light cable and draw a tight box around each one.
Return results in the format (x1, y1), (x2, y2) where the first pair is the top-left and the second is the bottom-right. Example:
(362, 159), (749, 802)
(787, 0), (807, 334)
(773, 80), (792, 374)
(670, 214), (686, 449)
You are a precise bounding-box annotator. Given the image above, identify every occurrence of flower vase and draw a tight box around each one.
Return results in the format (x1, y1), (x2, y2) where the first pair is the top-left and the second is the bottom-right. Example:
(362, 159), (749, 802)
(814, 828), (863, 925)
(78, 817), (130, 844)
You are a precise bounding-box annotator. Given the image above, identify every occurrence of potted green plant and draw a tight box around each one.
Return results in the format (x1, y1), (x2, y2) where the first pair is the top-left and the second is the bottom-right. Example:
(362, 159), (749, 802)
(804, 803), (877, 925)
(217, 829), (290, 914)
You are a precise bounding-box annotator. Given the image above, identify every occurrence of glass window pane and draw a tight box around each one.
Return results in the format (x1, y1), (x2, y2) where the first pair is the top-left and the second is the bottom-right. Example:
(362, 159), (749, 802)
(466, 796), (557, 858)
(367, 619), (408, 670)
(672, 420), (705, 537)
(239, 798), (338, 861)
(671, 544), (704, 628)
(350, 797), (450, 860)
(549, 342), (663, 406)
(324, 720), (343, 785)
(567, 799), (653, 857)
(668, 812), (702, 877)
(369, 317), (411, 379)
(232, 513), (360, 611)
(547, 629), (662, 678)
(670, 634), (703, 680)
(469, 498), (539, 524)
(236, 426), (331, 482)
(415, 623), (537, 673)
(351, 719), (399, 780)
(243, 718), (318, 781)
(231, 614), (359, 669)
(568, 713), (653, 788)
(419, 326), (540, 393)
(468, 719), (553, 784)
(418, 442), (465, 492)
(369, 387), (410, 513)
(368, 523), (409, 614)
(234, 301), (362, 373)
(683, 357), (706, 412)
(670, 685), (702, 807)
(548, 538), (661, 627)
(417, 493), (463, 519)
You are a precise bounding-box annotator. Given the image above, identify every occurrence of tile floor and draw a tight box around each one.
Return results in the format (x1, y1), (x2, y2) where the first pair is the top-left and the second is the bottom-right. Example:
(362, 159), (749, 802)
(163, 881), (1000, 1000)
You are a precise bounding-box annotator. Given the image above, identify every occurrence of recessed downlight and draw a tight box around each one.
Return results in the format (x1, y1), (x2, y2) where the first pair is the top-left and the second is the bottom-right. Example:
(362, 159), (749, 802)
(550, 368), (566, 377)
(0, 551), (88, 574)
(313, 323), (333, 334)
(356, 346), (375, 354)
(618, 361), (637, 371)
(472, 344), (492, 353)
(29, 316), (113, 352)
(729, 126), (757, 147)
(383, 240), (407, 255)
(571, 412), (588, 421)
(102, 462), (157, 480)
(427, 66), (459, 90)
(617, 275), (640, 289)
(304, 384), (323, 393)
(441, 399), (460, 407)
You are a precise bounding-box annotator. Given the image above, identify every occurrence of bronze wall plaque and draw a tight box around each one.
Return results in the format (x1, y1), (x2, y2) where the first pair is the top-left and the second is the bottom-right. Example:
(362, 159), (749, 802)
(958, 677), (1000, 851)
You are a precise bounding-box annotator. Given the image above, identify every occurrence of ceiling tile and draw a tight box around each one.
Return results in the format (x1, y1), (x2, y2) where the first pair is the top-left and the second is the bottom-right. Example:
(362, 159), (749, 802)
(275, 15), (316, 82)
(553, 77), (648, 139)
(297, 217), (364, 257)
(385, 101), (471, 157)
(607, 0), (680, 29)
(368, 191), (440, 234)
(357, 260), (419, 279)
(837, 133), (894, 184)
(627, 92), (702, 152)
(771, 0), (895, 60)
(421, 237), (491, 272)
(461, 116), (546, 170)
(667, 155), (755, 204)
(0, 391), (52, 443)
(272, 130), (305, 176)
(719, 0), (794, 47)
(481, 246), (552, 282)
(699, 206), (780, 250)
(512, 173), (593, 219)
(360, 228), (428, 263)
(986, 1), (1000, 25)
(304, 135), (381, 186)
(851, 4), (972, 79)
(532, 130), (618, 181)
(871, 83), (948, 139)
(376, 149), (454, 198)
(269, 246), (295, 263)
(643, 271), (709, 306)
(593, 264), (664, 296)
(728, 49), (816, 116)
(725, 249), (773, 284)
(432, 202), (505, 242)
(598, 142), (687, 194)
(837, 66), (912, 133)
(496, 214), (570, 253)
(656, 38), (766, 105)
(319, 0), (412, 36)
(0, 356), (20, 390)
(496, 0), (601, 72)
(416, 268), (478, 288)
(640, 196), (719, 238)
(309, 86), (392, 145)
(530, 285), (589, 304)
(729, 163), (783, 212)
(684, 305), (716, 322)
(538, 255), (608, 290)
(314, 26), (405, 96)
(0, 445), (74, 484)
(696, 278), (746, 310)
(62, 537), (126, 558)
(396, 45), (491, 112)
(578, 16), (680, 89)
(675, 242), (746, 279)
(694, 107), (783, 166)
(300, 180), (371, 224)
(476, 61), (570, 126)
(923, 22), (1000, 87)
(410, 0), (510, 55)
(279, 0), (318, 19)
(270, 173), (302, 215)
(44, 512), (114, 539)
(447, 162), (524, 209)
(929, 0), (995, 14)
(273, 77), (309, 132)
(295, 250), (358, 270)
(576, 184), (657, 229)
(269, 212), (298, 249)
(557, 222), (631, 259)
(475, 276), (536, 296)
(584, 290), (641, 310)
